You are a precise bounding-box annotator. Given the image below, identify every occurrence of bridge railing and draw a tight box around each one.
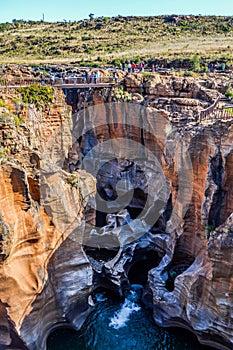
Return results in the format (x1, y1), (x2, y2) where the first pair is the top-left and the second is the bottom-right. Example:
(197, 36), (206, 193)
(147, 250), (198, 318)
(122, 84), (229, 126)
(61, 76), (115, 84)
(215, 105), (233, 120)
(0, 77), (40, 86)
(200, 95), (233, 122)
(0, 75), (116, 87)
(199, 95), (221, 121)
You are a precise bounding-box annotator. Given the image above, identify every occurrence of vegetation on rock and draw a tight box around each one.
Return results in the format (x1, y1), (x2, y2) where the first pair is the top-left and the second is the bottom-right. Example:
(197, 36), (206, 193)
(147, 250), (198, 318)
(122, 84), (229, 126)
(67, 173), (79, 187)
(0, 15), (233, 65)
(113, 86), (132, 101)
(225, 87), (233, 98)
(17, 85), (54, 108)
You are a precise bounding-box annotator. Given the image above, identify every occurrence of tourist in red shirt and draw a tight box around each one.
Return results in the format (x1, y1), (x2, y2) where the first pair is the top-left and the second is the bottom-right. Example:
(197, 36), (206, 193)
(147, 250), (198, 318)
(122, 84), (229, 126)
(131, 62), (136, 73)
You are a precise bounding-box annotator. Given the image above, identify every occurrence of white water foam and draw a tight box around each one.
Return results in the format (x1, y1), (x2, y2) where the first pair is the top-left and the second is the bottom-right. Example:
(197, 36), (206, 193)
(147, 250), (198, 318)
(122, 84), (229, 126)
(109, 298), (141, 329)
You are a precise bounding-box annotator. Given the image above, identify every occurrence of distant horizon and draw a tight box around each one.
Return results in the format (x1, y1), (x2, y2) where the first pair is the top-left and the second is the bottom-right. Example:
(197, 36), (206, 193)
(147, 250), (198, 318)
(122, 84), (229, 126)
(1, 0), (233, 24)
(1, 13), (233, 24)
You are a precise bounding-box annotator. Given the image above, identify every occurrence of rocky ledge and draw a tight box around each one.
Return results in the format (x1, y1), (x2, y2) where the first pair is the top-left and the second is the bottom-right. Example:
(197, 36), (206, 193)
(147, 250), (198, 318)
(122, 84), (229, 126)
(0, 67), (232, 349)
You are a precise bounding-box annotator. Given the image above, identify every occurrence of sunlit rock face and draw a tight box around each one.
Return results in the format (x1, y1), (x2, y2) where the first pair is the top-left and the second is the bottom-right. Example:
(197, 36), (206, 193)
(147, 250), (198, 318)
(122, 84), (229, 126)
(148, 124), (233, 350)
(0, 88), (96, 349)
(0, 72), (233, 350)
(71, 96), (233, 349)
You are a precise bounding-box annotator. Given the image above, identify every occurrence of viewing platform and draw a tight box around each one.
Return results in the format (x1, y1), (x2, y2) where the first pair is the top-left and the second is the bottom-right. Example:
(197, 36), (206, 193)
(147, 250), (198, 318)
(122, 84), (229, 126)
(0, 75), (232, 123)
(0, 76), (116, 89)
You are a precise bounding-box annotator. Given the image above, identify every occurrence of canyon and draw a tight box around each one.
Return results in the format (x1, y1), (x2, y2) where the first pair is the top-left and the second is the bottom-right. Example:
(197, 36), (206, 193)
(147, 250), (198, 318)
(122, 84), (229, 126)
(0, 66), (233, 349)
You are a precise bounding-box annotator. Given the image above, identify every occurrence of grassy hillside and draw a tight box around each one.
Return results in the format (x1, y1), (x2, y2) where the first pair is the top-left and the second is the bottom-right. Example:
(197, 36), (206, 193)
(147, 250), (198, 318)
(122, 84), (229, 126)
(0, 15), (233, 66)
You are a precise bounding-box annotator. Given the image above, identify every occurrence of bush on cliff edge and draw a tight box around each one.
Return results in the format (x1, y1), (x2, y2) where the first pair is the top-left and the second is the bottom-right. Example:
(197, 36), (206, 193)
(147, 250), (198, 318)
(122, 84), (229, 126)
(17, 84), (54, 109)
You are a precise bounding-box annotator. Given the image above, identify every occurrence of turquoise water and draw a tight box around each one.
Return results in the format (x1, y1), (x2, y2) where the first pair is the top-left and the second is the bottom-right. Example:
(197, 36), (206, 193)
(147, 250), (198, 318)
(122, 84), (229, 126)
(47, 286), (215, 350)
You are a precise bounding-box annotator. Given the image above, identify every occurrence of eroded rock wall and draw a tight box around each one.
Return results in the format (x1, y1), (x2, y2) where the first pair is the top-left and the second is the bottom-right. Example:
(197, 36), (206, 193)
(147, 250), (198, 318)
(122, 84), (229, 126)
(149, 124), (233, 350)
(54, 82), (233, 349)
(69, 85), (233, 349)
(0, 88), (95, 349)
(0, 73), (233, 350)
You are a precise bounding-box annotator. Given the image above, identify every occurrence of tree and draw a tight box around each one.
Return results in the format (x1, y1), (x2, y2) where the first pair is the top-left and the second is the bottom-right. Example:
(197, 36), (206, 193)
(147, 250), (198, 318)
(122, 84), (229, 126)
(89, 13), (94, 20)
(190, 54), (200, 72)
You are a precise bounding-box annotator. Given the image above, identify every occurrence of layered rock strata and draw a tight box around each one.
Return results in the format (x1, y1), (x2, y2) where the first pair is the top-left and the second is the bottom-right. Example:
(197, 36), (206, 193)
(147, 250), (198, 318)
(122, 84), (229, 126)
(0, 71), (232, 350)
(71, 94), (233, 349)
(0, 88), (95, 349)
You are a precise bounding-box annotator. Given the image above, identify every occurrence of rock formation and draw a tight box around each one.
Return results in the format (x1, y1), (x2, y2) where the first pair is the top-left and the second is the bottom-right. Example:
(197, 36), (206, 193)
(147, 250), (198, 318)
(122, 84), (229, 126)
(0, 87), (95, 349)
(0, 69), (233, 350)
(148, 124), (233, 350)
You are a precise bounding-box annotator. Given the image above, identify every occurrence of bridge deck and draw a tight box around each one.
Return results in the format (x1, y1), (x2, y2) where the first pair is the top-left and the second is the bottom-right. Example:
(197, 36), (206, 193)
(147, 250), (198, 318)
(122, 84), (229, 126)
(0, 83), (115, 89)
(55, 83), (115, 89)
(0, 76), (116, 89)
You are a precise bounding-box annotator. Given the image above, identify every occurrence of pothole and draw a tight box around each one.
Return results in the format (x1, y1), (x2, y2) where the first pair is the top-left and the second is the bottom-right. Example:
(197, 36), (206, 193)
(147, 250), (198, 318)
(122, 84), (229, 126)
(127, 250), (161, 286)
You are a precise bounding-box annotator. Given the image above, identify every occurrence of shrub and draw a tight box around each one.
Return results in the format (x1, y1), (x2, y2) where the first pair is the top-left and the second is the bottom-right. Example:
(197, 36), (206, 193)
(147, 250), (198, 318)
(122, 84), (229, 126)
(12, 97), (21, 103)
(225, 87), (233, 98)
(224, 107), (233, 116)
(190, 54), (201, 71)
(0, 147), (8, 161)
(13, 115), (24, 128)
(0, 113), (11, 123)
(218, 24), (231, 33)
(112, 58), (122, 67)
(142, 71), (154, 78)
(0, 98), (12, 110)
(179, 20), (187, 27)
(184, 70), (199, 78)
(131, 56), (141, 64)
(67, 173), (79, 187)
(17, 85), (54, 109)
(113, 86), (132, 101)
(79, 61), (100, 67)
(0, 23), (10, 32)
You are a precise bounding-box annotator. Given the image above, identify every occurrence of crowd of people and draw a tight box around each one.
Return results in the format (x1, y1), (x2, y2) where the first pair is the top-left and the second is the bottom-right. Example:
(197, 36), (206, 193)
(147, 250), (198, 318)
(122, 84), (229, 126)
(39, 60), (162, 86)
(45, 70), (106, 85)
(41, 60), (227, 86)
(45, 69), (121, 85)
(208, 62), (226, 72)
(122, 61), (140, 73)
(121, 61), (156, 73)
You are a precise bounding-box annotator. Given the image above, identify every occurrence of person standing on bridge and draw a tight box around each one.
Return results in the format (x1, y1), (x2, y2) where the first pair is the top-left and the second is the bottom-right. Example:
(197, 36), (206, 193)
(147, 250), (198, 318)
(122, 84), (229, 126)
(95, 70), (100, 83)
(49, 74), (55, 85)
(84, 71), (88, 83)
(82, 72), (86, 83)
(91, 71), (95, 84)
(113, 71), (118, 83)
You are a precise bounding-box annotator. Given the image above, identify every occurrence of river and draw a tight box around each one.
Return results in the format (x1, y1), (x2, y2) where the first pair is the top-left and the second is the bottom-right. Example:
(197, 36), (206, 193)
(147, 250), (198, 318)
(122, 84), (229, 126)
(47, 285), (215, 350)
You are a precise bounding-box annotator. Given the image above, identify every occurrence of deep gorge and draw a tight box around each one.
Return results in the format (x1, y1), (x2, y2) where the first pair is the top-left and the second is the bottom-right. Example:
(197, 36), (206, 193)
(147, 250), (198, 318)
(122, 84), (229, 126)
(0, 68), (233, 350)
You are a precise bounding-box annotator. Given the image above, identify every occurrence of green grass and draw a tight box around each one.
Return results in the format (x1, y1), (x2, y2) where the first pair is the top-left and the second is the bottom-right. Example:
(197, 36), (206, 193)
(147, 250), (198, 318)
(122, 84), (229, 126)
(0, 15), (233, 65)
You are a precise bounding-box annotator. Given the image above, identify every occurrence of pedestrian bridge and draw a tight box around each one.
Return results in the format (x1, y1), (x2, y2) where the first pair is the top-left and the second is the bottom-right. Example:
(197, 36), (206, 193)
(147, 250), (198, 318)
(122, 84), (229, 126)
(0, 76), (116, 89)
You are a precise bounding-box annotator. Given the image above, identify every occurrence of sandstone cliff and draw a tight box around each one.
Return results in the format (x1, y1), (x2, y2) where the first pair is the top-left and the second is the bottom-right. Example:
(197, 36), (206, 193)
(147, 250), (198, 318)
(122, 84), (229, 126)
(0, 87), (95, 349)
(0, 69), (233, 350)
